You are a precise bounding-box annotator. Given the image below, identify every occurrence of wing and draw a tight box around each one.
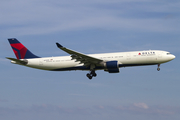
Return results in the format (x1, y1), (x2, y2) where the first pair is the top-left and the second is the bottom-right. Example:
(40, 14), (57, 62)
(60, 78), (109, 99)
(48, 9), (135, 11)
(56, 43), (103, 66)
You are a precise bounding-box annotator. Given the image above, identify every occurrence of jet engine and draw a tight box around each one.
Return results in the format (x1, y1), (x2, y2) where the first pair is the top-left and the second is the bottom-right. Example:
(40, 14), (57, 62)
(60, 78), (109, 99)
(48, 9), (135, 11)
(103, 61), (120, 73)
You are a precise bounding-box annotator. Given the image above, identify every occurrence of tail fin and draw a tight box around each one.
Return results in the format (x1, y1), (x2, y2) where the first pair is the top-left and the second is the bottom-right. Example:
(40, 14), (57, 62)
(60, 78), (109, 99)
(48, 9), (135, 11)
(8, 38), (40, 59)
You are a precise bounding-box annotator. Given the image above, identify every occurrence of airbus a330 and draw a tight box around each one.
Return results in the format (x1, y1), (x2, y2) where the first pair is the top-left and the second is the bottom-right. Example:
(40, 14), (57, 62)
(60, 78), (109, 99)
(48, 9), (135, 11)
(7, 38), (175, 79)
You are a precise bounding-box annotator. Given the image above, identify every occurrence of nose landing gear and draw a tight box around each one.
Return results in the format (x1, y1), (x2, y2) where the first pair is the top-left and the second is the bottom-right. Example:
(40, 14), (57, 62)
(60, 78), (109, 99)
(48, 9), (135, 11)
(157, 64), (160, 71)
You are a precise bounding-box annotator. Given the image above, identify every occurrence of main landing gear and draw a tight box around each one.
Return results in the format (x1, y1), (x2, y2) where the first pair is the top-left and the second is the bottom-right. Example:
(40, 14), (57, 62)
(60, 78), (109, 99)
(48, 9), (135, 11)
(157, 64), (160, 71)
(86, 70), (97, 80)
(86, 64), (97, 80)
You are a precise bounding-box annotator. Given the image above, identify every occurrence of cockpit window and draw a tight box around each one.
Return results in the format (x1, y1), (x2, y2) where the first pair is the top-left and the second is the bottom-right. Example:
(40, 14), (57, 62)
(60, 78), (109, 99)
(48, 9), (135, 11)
(167, 53), (171, 55)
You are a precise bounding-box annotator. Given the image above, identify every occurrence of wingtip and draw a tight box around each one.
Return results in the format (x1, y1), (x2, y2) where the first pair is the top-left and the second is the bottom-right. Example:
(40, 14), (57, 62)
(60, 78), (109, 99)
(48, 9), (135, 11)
(56, 43), (63, 48)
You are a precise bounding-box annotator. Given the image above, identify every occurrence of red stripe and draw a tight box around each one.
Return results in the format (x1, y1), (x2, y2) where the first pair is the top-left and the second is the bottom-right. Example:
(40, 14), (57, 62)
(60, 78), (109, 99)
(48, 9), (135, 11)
(11, 43), (25, 50)
(13, 49), (19, 59)
(11, 43), (27, 59)
(20, 47), (27, 59)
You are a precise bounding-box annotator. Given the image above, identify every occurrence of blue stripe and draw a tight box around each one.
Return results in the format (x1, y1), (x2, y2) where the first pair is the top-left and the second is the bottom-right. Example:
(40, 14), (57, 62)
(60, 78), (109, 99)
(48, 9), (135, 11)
(51, 66), (104, 71)
(50, 63), (159, 71)
(8, 38), (20, 44)
(119, 63), (158, 67)
(24, 50), (40, 59)
(12, 47), (21, 59)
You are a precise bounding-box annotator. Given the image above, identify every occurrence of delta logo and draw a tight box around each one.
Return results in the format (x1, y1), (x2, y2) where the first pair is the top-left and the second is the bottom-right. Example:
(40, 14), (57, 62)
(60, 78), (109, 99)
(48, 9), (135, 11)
(138, 52), (155, 55)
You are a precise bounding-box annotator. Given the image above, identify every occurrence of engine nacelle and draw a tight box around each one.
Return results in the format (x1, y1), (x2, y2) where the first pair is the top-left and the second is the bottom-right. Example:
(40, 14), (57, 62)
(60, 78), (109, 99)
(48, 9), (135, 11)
(103, 61), (119, 73)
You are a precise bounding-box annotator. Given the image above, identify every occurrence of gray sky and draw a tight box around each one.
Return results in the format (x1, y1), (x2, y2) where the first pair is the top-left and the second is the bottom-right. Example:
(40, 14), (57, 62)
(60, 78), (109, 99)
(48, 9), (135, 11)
(0, 0), (180, 120)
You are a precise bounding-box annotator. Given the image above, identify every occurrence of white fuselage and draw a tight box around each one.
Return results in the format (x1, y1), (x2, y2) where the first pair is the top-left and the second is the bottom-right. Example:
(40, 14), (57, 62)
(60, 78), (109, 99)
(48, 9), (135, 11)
(20, 50), (175, 71)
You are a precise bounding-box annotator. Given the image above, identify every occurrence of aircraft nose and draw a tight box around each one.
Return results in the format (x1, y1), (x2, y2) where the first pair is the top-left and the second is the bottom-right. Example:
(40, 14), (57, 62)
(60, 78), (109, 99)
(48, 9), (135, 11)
(169, 54), (176, 60)
(172, 55), (176, 59)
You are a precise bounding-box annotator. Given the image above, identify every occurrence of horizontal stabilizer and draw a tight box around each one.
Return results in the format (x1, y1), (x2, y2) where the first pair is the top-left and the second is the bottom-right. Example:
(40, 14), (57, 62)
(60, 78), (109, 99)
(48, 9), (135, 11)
(6, 57), (28, 65)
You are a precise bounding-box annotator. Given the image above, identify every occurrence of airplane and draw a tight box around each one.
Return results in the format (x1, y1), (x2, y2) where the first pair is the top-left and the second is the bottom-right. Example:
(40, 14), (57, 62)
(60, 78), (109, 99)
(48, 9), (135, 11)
(6, 38), (175, 79)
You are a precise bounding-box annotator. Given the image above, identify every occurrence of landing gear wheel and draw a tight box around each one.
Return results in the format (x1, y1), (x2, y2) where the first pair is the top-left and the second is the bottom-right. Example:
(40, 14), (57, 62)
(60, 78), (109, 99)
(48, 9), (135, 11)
(86, 73), (90, 77)
(86, 70), (97, 79)
(93, 73), (97, 77)
(86, 73), (92, 80)
(91, 71), (97, 77)
(157, 64), (160, 71)
(88, 76), (92, 79)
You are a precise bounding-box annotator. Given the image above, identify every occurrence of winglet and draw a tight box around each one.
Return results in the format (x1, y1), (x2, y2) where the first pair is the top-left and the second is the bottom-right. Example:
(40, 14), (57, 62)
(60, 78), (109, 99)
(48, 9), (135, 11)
(56, 43), (63, 48)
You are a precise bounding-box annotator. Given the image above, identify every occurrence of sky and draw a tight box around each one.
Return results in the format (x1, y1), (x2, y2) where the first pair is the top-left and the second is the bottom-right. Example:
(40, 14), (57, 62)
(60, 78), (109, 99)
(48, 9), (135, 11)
(0, 0), (180, 120)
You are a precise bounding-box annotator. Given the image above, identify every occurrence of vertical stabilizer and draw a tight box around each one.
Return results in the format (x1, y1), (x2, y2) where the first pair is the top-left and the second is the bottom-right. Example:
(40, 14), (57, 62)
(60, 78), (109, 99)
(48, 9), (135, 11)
(8, 38), (40, 59)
